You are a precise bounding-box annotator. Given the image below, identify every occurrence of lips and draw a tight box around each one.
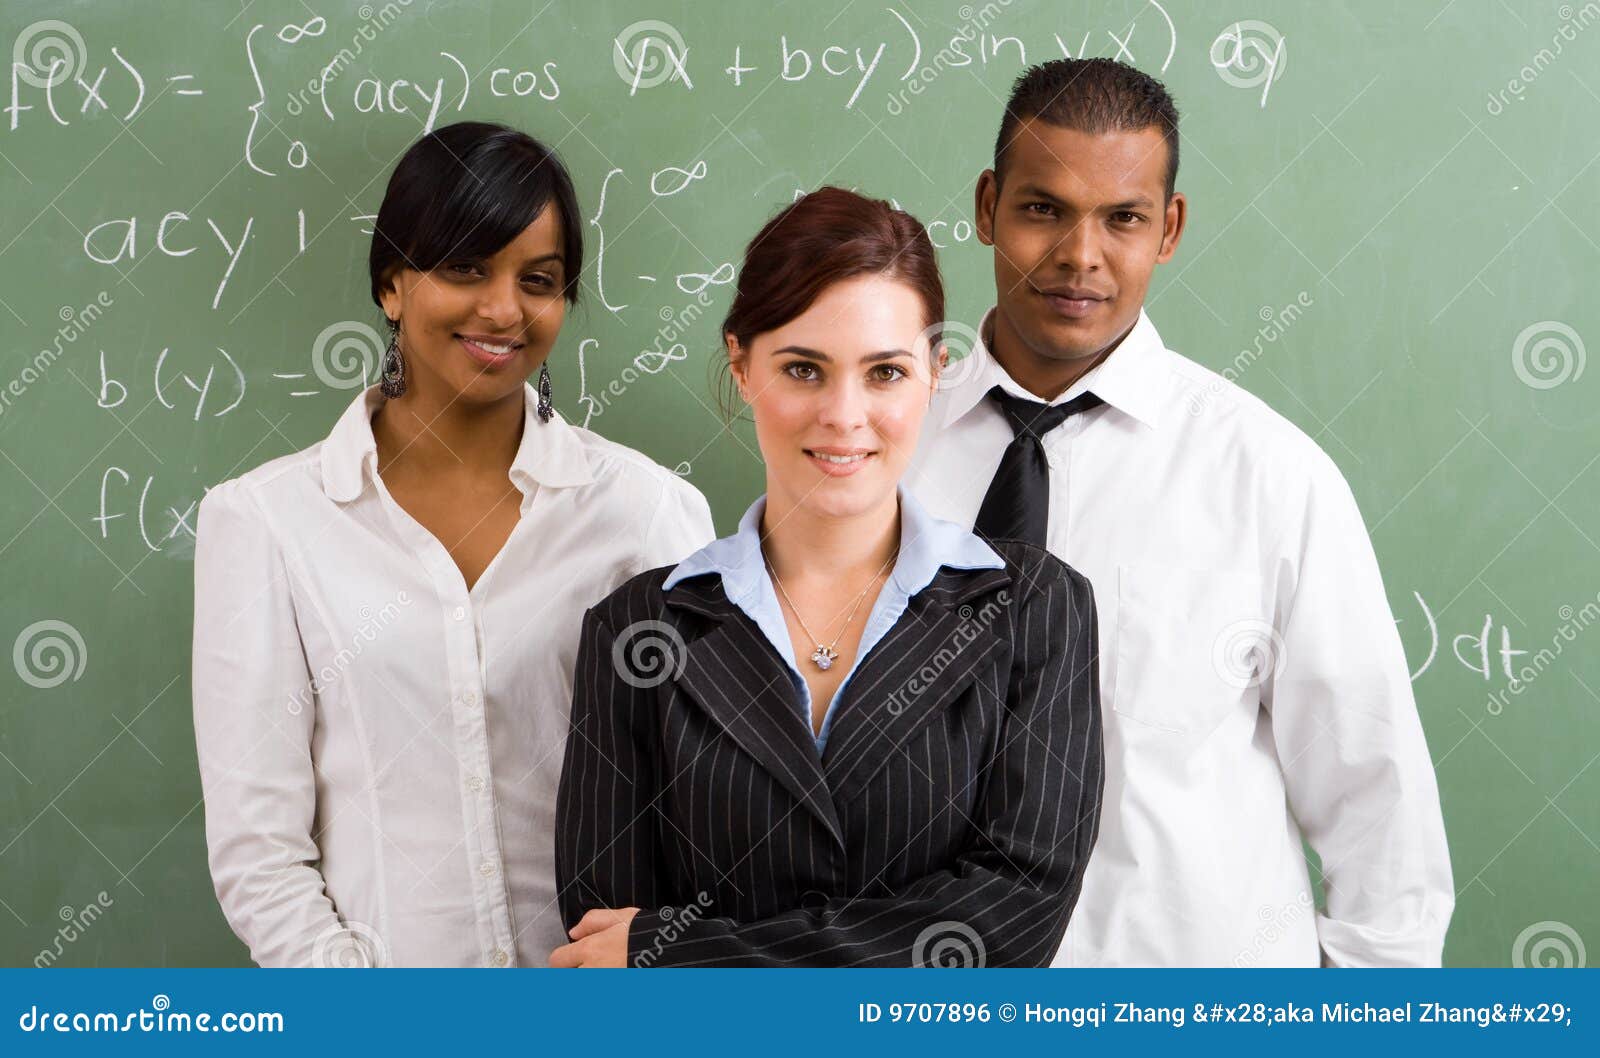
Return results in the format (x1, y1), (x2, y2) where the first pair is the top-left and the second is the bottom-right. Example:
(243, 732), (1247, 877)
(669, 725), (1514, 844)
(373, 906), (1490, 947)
(804, 448), (875, 477)
(456, 333), (523, 367)
(1033, 283), (1109, 321)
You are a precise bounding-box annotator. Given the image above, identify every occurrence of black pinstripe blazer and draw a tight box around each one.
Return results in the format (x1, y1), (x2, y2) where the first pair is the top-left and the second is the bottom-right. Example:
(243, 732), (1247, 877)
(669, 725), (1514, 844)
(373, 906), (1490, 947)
(554, 538), (1103, 967)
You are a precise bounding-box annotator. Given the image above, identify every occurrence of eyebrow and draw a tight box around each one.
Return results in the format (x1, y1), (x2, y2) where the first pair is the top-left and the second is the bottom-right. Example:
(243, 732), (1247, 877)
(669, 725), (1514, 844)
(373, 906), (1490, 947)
(773, 345), (913, 363)
(1012, 183), (1157, 211)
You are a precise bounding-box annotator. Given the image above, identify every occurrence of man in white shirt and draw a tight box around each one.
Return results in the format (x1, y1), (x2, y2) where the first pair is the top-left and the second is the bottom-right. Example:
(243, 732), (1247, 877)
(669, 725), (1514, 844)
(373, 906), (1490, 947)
(907, 58), (1453, 966)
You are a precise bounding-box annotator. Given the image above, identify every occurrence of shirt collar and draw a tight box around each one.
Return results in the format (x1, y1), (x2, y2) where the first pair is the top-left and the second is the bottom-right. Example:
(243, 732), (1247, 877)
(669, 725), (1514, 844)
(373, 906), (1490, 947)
(941, 305), (1167, 431)
(661, 486), (1003, 602)
(319, 382), (595, 503)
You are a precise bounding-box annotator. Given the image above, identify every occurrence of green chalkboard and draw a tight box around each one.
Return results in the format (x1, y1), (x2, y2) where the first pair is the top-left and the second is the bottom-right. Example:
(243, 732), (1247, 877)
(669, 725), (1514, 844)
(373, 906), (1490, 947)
(2, 0), (1596, 967)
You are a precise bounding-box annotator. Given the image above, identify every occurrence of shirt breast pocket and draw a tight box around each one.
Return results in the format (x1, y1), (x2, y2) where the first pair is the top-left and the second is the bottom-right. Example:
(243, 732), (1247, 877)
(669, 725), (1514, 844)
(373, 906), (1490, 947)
(1110, 563), (1270, 736)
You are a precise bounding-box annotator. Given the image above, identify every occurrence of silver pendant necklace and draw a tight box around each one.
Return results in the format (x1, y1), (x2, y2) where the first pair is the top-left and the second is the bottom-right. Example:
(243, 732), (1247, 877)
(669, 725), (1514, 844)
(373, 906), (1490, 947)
(765, 547), (898, 671)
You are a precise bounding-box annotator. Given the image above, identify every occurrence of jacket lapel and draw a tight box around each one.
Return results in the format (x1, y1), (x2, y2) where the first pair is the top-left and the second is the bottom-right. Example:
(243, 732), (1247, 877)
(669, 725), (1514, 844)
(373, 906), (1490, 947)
(664, 574), (846, 852)
(822, 565), (1013, 806)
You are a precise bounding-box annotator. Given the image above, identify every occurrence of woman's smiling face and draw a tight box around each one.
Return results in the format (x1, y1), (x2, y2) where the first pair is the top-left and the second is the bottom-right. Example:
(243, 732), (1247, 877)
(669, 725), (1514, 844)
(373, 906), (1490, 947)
(730, 273), (941, 521)
(377, 205), (567, 407)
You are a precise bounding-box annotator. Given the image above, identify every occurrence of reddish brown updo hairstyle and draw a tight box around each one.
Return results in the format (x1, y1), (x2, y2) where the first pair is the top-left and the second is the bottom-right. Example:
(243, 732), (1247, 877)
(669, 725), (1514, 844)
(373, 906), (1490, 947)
(716, 186), (945, 419)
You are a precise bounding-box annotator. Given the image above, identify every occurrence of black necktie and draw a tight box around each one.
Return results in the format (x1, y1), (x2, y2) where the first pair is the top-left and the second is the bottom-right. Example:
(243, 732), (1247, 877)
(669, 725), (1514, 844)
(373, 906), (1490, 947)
(973, 385), (1104, 546)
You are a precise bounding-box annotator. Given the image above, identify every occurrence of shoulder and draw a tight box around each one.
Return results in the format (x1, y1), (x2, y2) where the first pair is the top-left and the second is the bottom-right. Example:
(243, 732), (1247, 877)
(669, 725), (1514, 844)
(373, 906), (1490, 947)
(197, 441), (325, 530)
(561, 419), (711, 521)
(1161, 345), (1351, 494)
(984, 537), (1095, 611)
(581, 562), (682, 634)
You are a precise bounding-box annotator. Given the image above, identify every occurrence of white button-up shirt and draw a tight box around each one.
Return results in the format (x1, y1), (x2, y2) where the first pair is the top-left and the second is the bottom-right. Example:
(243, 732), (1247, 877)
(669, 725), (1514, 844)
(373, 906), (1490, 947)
(908, 308), (1454, 967)
(192, 383), (714, 967)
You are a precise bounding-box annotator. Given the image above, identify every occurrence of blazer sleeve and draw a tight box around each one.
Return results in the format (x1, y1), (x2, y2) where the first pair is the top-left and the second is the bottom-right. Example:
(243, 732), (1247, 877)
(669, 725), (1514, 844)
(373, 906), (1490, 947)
(628, 560), (1105, 967)
(554, 602), (671, 935)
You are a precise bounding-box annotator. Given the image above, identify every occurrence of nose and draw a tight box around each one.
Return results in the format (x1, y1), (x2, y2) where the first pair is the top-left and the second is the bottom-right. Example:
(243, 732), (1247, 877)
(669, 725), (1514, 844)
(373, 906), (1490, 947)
(814, 373), (871, 434)
(1053, 215), (1102, 273)
(475, 274), (522, 331)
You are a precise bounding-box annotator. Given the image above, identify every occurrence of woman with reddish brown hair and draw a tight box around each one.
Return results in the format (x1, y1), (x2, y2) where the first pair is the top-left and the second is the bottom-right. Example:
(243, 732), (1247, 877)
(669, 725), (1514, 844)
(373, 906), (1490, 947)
(551, 187), (1104, 967)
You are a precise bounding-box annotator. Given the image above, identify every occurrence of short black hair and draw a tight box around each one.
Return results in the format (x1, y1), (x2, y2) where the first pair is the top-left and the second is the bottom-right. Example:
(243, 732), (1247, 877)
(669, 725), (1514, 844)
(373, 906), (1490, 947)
(369, 121), (583, 308)
(993, 58), (1180, 198)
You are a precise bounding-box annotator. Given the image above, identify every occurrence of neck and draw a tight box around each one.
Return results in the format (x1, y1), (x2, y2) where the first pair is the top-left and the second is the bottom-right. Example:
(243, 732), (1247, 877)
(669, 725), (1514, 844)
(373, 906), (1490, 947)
(760, 486), (901, 587)
(987, 309), (1130, 401)
(372, 384), (525, 478)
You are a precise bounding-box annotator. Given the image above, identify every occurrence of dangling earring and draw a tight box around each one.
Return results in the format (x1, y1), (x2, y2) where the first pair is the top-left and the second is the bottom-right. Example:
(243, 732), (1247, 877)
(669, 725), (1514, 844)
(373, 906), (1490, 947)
(379, 316), (406, 398)
(536, 363), (553, 423)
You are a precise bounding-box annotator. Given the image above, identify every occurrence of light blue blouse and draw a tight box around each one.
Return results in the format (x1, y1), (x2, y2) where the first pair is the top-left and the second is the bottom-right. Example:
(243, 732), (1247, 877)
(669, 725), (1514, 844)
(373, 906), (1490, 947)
(662, 487), (1005, 752)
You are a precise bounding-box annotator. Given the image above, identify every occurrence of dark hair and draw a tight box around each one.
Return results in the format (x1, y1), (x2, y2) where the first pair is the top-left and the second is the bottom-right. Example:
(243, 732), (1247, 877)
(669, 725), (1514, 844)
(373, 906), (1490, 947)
(994, 58), (1180, 198)
(368, 121), (583, 308)
(716, 186), (944, 418)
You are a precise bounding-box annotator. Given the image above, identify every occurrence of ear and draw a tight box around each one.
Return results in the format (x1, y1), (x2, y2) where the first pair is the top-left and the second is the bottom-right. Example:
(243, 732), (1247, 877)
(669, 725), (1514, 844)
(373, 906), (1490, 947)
(974, 169), (999, 247)
(377, 268), (404, 324)
(1156, 191), (1187, 264)
(725, 334), (751, 402)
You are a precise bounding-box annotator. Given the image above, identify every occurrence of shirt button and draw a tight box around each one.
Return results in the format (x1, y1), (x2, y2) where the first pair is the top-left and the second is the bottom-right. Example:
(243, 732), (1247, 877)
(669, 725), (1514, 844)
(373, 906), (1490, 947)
(462, 690), (478, 707)
(479, 861), (497, 877)
(453, 606), (466, 621)
(491, 949), (507, 967)
(467, 776), (485, 792)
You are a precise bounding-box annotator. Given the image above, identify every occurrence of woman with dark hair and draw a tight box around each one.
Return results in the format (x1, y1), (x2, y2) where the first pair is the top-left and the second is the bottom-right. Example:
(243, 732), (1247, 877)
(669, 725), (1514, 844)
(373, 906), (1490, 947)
(191, 122), (714, 967)
(552, 187), (1104, 967)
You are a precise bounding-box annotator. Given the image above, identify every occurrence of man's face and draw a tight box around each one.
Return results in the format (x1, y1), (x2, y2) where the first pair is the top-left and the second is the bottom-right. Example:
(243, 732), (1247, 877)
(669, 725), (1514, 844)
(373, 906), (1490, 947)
(976, 118), (1185, 367)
